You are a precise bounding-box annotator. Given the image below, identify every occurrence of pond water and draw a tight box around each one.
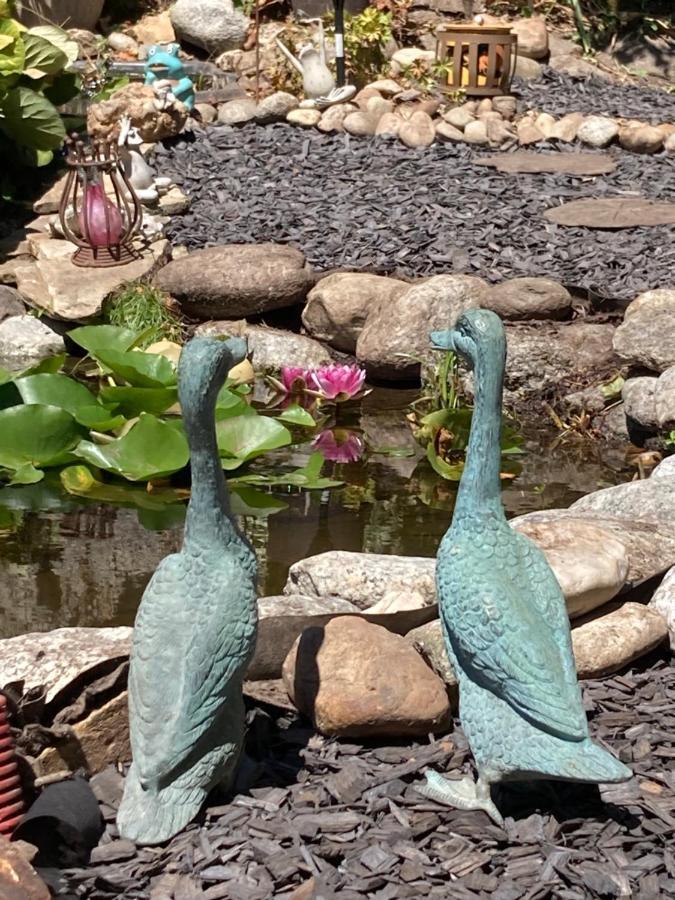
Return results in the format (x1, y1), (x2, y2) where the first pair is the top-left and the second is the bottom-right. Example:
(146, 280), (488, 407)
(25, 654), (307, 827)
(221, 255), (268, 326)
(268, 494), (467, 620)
(0, 389), (628, 640)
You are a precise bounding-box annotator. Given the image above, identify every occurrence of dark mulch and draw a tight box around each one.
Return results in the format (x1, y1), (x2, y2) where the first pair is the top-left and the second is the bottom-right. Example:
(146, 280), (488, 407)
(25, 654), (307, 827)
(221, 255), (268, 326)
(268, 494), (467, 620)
(54, 653), (675, 899)
(515, 68), (675, 124)
(158, 119), (675, 301)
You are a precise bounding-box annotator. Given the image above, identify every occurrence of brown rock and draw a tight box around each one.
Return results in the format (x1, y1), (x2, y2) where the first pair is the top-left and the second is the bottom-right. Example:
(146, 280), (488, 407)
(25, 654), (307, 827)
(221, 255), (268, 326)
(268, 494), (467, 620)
(406, 619), (458, 708)
(87, 83), (187, 142)
(366, 95), (393, 121)
(435, 121), (465, 143)
(486, 276), (572, 321)
(463, 119), (489, 144)
(491, 95), (516, 119)
(0, 834), (50, 900)
(302, 272), (408, 352)
(130, 10), (175, 44)
(282, 617), (450, 737)
(518, 122), (545, 145)
(34, 691), (131, 776)
(318, 103), (357, 133)
(343, 110), (377, 137)
(155, 243), (314, 318)
(476, 98), (493, 115)
(618, 124), (664, 154)
(514, 56), (543, 80)
(32, 173), (69, 215)
(512, 15), (549, 59)
(398, 111), (435, 148)
(375, 112), (402, 137)
(354, 87), (383, 110)
(442, 105), (475, 130)
(572, 603), (667, 678)
(286, 108), (321, 127)
(366, 78), (403, 96)
(486, 117), (516, 146)
(549, 111), (584, 142)
(535, 112), (556, 138)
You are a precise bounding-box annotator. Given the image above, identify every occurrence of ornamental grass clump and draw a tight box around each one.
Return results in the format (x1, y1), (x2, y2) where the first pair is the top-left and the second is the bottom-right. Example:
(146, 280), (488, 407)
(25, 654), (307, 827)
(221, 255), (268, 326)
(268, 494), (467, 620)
(103, 282), (184, 347)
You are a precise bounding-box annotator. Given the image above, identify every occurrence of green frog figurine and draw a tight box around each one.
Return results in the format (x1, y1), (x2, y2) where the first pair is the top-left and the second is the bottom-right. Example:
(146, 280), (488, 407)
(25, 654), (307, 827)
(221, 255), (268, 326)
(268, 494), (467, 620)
(144, 43), (195, 112)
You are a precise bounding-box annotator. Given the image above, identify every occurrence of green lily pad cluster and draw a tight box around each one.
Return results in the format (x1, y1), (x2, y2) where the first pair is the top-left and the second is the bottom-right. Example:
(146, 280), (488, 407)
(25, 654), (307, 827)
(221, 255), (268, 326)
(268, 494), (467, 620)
(0, 325), (341, 508)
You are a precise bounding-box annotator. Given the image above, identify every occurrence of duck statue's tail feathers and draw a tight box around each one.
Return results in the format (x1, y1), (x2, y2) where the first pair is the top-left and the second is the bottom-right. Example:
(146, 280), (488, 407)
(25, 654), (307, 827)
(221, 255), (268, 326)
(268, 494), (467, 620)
(555, 738), (632, 785)
(117, 763), (207, 846)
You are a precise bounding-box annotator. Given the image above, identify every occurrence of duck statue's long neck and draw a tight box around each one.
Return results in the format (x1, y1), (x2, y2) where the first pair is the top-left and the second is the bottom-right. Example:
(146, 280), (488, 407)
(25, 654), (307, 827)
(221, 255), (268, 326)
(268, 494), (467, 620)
(453, 345), (505, 521)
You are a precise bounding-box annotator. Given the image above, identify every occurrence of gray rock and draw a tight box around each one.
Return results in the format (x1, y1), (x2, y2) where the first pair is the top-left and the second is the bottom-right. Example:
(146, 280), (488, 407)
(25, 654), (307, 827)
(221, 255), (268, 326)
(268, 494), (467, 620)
(622, 376), (658, 429)
(0, 314), (64, 372)
(514, 55), (543, 80)
(491, 95), (516, 119)
(375, 112), (403, 138)
(217, 97), (258, 125)
(155, 243), (314, 318)
(194, 102), (218, 123)
(197, 321), (331, 370)
(107, 31), (138, 53)
(463, 119), (489, 145)
(650, 455), (675, 480)
(302, 272), (409, 353)
(256, 91), (299, 122)
(572, 602), (667, 679)
(486, 277), (572, 321)
(442, 105), (475, 130)
(655, 366), (675, 428)
(356, 275), (489, 380)
(649, 566), (675, 650)
(435, 121), (466, 143)
(399, 111), (436, 148)
(511, 16), (549, 59)
(406, 619), (458, 706)
(571, 478), (675, 528)
(170, 0), (249, 54)
(549, 54), (610, 80)
(613, 306), (675, 373)
(577, 115), (619, 148)
(0, 286), (25, 321)
(248, 594), (359, 680)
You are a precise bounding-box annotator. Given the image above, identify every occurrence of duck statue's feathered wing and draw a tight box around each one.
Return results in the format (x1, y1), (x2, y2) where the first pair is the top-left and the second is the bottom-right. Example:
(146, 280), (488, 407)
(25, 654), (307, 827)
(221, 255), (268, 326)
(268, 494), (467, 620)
(117, 337), (258, 845)
(417, 309), (631, 824)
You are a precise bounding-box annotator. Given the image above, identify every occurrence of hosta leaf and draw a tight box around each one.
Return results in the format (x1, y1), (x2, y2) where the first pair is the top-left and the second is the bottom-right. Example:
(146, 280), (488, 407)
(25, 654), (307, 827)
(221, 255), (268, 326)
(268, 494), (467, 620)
(1, 85), (65, 150)
(0, 19), (23, 78)
(27, 25), (79, 67)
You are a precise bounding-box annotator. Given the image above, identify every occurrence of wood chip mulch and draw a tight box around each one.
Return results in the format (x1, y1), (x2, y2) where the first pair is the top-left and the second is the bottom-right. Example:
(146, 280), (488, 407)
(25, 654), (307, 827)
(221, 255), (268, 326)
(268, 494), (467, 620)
(51, 653), (675, 899)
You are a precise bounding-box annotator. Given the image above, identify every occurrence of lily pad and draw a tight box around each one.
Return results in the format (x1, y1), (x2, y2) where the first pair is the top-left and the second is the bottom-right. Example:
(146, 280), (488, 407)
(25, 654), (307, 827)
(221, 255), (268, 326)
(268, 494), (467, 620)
(100, 385), (178, 417)
(0, 404), (82, 473)
(217, 416), (291, 470)
(68, 325), (141, 355)
(93, 348), (176, 388)
(15, 373), (96, 413)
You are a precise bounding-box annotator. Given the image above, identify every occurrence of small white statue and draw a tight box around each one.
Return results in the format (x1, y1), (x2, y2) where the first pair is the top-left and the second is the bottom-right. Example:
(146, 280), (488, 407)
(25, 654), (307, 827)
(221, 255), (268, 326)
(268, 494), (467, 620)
(276, 19), (356, 108)
(118, 116), (172, 205)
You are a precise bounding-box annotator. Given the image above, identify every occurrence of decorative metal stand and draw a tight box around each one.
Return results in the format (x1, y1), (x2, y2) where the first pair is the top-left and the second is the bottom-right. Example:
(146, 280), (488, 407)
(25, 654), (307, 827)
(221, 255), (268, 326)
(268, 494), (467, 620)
(333, 0), (346, 87)
(435, 24), (518, 97)
(0, 695), (24, 838)
(58, 135), (143, 268)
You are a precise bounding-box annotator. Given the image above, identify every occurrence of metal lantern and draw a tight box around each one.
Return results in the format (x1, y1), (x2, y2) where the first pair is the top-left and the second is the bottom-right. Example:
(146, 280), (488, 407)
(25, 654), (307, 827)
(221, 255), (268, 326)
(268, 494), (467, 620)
(59, 135), (143, 268)
(436, 24), (518, 97)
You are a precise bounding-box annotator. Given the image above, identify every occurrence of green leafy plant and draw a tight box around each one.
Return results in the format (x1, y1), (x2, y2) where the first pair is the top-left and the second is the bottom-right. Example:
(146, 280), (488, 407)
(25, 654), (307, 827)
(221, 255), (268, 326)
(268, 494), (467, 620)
(343, 6), (393, 85)
(103, 282), (185, 347)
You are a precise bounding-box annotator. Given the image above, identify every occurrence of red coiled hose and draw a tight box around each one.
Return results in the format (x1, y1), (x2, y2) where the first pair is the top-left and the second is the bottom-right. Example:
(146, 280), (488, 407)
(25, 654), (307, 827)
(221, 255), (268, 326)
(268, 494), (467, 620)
(0, 694), (24, 836)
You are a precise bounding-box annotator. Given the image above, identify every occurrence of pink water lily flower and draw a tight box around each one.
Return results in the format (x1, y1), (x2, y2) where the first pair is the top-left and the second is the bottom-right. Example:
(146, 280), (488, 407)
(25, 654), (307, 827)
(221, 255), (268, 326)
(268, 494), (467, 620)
(312, 428), (364, 463)
(280, 366), (310, 392)
(309, 364), (367, 402)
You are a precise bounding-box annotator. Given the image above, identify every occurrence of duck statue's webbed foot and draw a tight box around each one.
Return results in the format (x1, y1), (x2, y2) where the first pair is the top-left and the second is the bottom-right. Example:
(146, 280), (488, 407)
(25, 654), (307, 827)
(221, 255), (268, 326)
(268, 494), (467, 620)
(415, 769), (504, 826)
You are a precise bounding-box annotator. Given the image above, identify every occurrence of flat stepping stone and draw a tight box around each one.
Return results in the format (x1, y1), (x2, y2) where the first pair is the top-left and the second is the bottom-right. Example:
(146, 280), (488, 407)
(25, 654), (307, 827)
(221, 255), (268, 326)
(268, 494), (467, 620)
(544, 198), (675, 228)
(474, 151), (617, 176)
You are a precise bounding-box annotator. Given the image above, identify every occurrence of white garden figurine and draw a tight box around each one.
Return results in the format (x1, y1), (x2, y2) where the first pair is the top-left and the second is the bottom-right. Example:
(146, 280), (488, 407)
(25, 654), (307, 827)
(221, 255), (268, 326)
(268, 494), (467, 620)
(276, 19), (355, 108)
(118, 116), (172, 205)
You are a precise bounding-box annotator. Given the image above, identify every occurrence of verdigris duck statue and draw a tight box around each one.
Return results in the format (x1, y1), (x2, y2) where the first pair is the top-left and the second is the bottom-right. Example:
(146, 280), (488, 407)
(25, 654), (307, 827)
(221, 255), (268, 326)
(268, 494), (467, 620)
(417, 309), (631, 825)
(117, 336), (258, 845)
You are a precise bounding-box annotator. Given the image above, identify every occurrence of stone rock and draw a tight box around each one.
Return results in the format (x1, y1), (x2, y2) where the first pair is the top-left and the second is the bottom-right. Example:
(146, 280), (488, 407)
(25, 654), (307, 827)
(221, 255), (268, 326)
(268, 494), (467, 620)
(107, 31), (138, 54)
(390, 47), (435, 76)
(248, 594), (360, 680)
(367, 78), (403, 96)
(624, 287), (675, 321)
(512, 16), (549, 59)
(282, 617), (450, 738)
(443, 106), (475, 130)
(194, 102), (218, 123)
(651, 455), (675, 480)
(613, 302), (675, 373)
(366, 95), (393, 121)
(0, 626), (131, 706)
(32, 173), (68, 215)
(34, 691), (130, 777)
(14, 241), (169, 320)
(406, 620), (458, 705)
(486, 117), (516, 146)
(666, 132), (675, 154)
(577, 115), (619, 148)
(517, 122), (544, 145)
(512, 518), (628, 619)
(302, 272), (408, 352)
(375, 112), (402, 137)
(514, 55), (543, 80)
(343, 110), (377, 137)
(550, 53), (608, 79)
(0, 834), (49, 900)
(170, 0), (248, 54)
(491, 95), (516, 119)
(398, 111), (435, 148)
(286, 108), (321, 127)
(486, 277), (572, 321)
(353, 87), (382, 111)
(0, 315), (64, 372)
(655, 366), (675, 428)
(622, 376), (658, 429)
(158, 186), (190, 215)
(572, 478), (675, 528)
(649, 566), (675, 650)
(87, 83), (187, 142)
(476, 98), (492, 115)
(463, 119), (488, 144)
(197, 321), (331, 370)
(549, 111), (584, 142)
(618, 124), (664, 155)
(571, 602), (667, 679)
(318, 103), (357, 133)
(534, 112), (556, 138)
(130, 10), (175, 44)
(435, 121), (466, 143)
(155, 243), (314, 318)
(68, 27), (99, 58)
(256, 91), (298, 122)
(0, 285), (25, 320)
(356, 275), (489, 380)
(217, 97), (258, 125)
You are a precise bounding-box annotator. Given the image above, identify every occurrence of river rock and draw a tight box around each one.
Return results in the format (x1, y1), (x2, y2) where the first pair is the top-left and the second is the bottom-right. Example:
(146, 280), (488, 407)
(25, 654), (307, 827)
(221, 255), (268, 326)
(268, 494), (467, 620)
(302, 273), (408, 352)
(443, 106), (475, 130)
(491, 96), (516, 119)
(619, 124), (664, 154)
(517, 121), (544, 146)
(486, 277), (572, 321)
(549, 112), (584, 142)
(571, 602), (667, 678)
(343, 110), (377, 137)
(87, 83), (187, 142)
(624, 288), (675, 321)
(0, 315), (64, 372)
(282, 617), (450, 738)
(435, 121), (466, 143)
(514, 56), (543, 80)
(622, 376), (658, 429)
(170, 0), (248, 54)
(613, 301), (675, 373)
(318, 103), (357, 133)
(405, 620), (458, 706)
(248, 595), (360, 680)
(0, 626), (131, 706)
(255, 91), (298, 122)
(649, 566), (675, 650)
(577, 115), (619, 148)
(218, 98), (258, 125)
(654, 366), (675, 428)
(287, 108), (321, 127)
(0, 834), (49, 900)
(155, 243), (314, 318)
(107, 31), (138, 54)
(463, 120), (489, 145)
(571, 478), (675, 528)
(34, 691), (130, 777)
(651, 455), (675, 480)
(197, 321), (331, 370)
(0, 285), (25, 320)
(375, 112), (402, 137)
(511, 16), (548, 59)
(398, 111), (435, 148)
(356, 275), (489, 380)
(512, 518), (628, 618)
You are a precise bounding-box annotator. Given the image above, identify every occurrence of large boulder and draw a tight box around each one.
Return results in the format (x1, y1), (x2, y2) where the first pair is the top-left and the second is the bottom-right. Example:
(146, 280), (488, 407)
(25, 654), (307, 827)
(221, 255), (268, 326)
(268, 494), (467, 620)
(613, 289), (675, 372)
(170, 0), (248, 54)
(356, 275), (489, 380)
(649, 566), (675, 650)
(302, 273), (408, 353)
(486, 277), (572, 321)
(87, 83), (187, 143)
(571, 602), (667, 678)
(0, 315), (64, 372)
(282, 617), (451, 737)
(155, 244), (315, 318)
(571, 478), (675, 528)
(511, 16), (549, 59)
(196, 321), (332, 371)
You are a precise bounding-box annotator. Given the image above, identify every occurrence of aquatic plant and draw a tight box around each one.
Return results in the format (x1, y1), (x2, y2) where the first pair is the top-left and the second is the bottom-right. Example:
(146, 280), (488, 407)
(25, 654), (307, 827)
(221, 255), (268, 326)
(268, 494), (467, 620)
(271, 364), (368, 404)
(312, 428), (364, 463)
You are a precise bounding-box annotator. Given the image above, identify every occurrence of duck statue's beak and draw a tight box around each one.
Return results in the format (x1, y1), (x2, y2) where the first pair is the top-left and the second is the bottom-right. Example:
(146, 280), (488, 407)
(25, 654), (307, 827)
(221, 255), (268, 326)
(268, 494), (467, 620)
(430, 329), (456, 352)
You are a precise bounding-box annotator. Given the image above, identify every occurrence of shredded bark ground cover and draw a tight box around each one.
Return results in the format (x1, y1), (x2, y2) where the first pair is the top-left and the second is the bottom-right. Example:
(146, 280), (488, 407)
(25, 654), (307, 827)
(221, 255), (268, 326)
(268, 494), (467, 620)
(53, 654), (675, 899)
(159, 122), (675, 302)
